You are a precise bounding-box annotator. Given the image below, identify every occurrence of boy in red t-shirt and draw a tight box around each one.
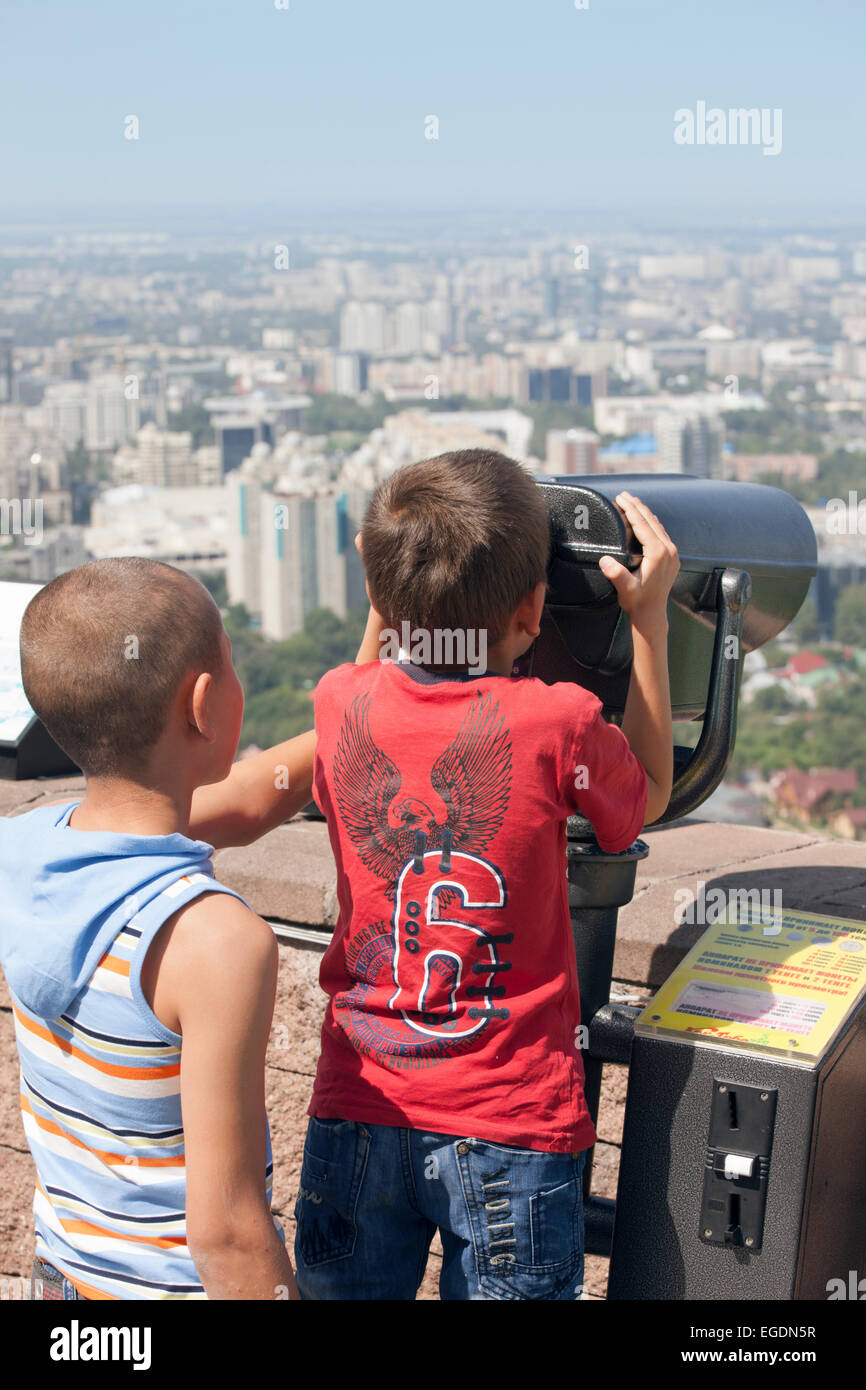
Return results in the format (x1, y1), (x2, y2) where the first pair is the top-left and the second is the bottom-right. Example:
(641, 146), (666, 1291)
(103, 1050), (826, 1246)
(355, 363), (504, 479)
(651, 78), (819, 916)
(296, 448), (678, 1300)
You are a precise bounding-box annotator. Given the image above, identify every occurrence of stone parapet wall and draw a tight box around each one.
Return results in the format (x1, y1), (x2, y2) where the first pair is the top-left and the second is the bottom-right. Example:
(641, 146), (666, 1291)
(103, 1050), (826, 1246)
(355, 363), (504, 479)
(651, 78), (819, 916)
(2, 776), (864, 1299)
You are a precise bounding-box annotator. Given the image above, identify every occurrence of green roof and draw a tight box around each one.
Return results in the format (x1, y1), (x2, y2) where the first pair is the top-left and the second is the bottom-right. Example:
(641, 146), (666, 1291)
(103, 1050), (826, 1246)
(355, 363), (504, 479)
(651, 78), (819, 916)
(797, 667), (839, 687)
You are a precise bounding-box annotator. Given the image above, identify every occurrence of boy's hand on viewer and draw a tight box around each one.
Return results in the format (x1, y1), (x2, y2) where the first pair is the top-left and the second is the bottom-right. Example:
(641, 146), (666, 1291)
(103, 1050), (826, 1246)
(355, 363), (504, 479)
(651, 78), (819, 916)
(598, 492), (679, 637)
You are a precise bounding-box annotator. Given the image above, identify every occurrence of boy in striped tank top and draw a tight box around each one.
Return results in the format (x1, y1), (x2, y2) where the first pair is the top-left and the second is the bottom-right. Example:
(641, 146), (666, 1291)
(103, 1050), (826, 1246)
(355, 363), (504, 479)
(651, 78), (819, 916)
(0, 558), (320, 1300)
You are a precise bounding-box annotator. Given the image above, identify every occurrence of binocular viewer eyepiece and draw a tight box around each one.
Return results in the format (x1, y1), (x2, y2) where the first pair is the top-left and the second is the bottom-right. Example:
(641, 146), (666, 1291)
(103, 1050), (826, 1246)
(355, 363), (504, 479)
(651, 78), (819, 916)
(523, 474), (818, 824)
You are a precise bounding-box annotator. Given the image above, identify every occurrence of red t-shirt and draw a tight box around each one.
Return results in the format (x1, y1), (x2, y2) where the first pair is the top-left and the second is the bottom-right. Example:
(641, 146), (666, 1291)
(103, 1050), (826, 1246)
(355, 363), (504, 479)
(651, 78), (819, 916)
(309, 660), (647, 1153)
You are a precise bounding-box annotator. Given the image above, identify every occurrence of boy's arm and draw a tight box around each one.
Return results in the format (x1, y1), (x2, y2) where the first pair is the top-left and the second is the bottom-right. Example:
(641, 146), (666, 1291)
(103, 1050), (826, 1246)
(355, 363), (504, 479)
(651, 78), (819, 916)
(620, 619), (674, 825)
(598, 492), (679, 826)
(188, 731), (315, 849)
(188, 602), (387, 849)
(355, 601), (387, 664)
(147, 894), (297, 1300)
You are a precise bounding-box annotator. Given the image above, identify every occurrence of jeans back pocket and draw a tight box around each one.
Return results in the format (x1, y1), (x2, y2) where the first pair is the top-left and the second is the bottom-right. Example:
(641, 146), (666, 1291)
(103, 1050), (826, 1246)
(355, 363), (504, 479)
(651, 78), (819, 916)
(294, 1118), (371, 1268)
(457, 1140), (586, 1300)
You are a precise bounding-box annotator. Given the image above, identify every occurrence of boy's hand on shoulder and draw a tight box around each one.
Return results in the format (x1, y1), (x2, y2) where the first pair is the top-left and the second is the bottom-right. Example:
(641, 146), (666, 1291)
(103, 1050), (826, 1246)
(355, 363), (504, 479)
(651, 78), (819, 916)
(598, 492), (679, 638)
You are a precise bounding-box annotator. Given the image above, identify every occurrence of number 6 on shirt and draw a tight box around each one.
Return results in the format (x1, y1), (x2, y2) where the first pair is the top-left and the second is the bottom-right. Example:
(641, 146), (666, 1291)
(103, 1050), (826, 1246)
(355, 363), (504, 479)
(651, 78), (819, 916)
(388, 850), (509, 1041)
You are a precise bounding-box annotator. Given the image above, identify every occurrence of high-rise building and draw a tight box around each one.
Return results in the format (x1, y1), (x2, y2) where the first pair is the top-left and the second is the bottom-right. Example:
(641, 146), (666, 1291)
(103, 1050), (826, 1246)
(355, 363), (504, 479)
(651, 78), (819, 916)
(85, 376), (140, 451)
(214, 416), (274, 475)
(548, 367), (573, 402)
(254, 488), (368, 640)
(481, 352), (521, 400)
(259, 493), (316, 639)
(195, 446), (222, 487)
(527, 368), (547, 403)
(226, 460), (266, 617)
(543, 277), (560, 322)
(340, 301), (387, 354)
(333, 352), (370, 397)
(205, 393), (309, 475)
(41, 385), (88, 450)
(317, 490), (367, 618)
(42, 376), (139, 453)
(656, 413), (725, 478)
(544, 428), (600, 475)
(112, 425), (220, 488)
(0, 331), (13, 405)
(391, 302), (425, 356)
(575, 372), (602, 406)
(574, 274), (602, 332)
(226, 449), (367, 638)
(135, 424), (194, 487)
(425, 299), (454, 342)
(523, 367), (604, 406)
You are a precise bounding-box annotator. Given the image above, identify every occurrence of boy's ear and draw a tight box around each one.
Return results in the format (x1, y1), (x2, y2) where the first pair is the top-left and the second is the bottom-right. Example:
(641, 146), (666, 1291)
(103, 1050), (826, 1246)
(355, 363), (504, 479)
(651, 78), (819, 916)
(188, 671), (217, 744)
(516, 581), (547, 640)
(354, 532), (372, 601)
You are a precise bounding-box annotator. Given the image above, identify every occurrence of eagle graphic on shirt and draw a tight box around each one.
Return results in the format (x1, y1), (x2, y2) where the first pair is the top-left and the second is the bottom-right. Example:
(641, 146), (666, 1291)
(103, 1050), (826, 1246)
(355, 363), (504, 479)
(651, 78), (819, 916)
(332, 690), (512, 897)
(329, 689), (514, 1059)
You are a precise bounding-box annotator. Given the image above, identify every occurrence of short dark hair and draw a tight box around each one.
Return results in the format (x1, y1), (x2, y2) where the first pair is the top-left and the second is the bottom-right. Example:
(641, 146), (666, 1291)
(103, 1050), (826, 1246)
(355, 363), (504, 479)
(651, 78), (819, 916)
(20, 558), (225, 778)
(361, 449), (549, 644)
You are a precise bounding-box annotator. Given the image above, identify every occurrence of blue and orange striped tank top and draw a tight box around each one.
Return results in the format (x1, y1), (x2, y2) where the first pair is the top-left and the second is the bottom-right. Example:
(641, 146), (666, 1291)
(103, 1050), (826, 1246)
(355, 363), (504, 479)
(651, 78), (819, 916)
(9, 866), (276, 1300)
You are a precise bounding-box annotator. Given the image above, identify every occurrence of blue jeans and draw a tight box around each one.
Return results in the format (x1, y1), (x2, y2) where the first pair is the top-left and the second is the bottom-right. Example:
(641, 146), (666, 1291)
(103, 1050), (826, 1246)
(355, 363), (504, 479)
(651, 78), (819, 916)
(294, 1118), (587, 1300)
(32, 1258), (85, 1300)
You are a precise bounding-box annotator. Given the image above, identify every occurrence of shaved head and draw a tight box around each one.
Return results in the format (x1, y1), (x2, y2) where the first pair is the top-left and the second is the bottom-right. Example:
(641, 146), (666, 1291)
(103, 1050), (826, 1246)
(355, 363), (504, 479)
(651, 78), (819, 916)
(20, 558), (225, 778)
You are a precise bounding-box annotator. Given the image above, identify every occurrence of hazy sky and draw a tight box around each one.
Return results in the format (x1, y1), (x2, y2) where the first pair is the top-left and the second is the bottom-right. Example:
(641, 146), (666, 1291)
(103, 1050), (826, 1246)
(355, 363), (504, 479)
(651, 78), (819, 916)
(3, 0), (865, 227)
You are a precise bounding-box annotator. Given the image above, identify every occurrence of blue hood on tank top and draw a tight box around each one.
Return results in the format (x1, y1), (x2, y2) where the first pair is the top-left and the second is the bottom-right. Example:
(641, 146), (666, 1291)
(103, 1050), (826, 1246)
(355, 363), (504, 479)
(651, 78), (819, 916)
(0, 801), (218, 1019)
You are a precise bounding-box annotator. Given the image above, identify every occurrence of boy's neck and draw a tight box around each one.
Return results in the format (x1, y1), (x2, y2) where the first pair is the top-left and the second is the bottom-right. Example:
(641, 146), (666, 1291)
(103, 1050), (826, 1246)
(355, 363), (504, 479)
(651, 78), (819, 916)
(403, 641), (516, 679)
(483, 646), (517, 676)
(68, 778), (193, 839)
